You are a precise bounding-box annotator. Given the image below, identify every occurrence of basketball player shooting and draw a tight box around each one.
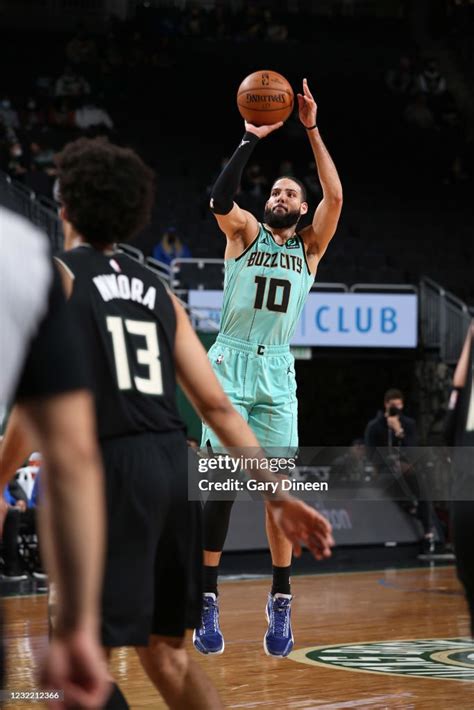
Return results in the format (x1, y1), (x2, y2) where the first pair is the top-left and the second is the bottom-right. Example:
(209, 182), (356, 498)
(196, 79), (343, 658)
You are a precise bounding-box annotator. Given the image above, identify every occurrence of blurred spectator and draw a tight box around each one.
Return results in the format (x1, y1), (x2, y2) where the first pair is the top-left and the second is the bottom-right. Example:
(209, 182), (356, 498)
(152, 227), (191, 266)
(75, 100), (114, 131)
(0, 482), (28, 580)
(364, 388), (442, 557)
(55, 66), (91, 97)
(0, 97), (19, 131)
(365, 389), (417, 452)
(15, 452), (41, 501)
(417, 58), (447, 97)
(0, 471), (44, 581)
(385, 55), (416, 98)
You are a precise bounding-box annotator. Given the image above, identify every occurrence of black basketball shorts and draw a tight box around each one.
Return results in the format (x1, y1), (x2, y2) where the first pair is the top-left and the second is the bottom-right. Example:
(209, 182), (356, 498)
(100, 430), (202, 646)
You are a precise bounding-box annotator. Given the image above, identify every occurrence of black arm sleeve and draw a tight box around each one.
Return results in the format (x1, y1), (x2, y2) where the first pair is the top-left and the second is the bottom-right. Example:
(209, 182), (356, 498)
(15, 266), (89, 401)
(210, 132), (259, 215)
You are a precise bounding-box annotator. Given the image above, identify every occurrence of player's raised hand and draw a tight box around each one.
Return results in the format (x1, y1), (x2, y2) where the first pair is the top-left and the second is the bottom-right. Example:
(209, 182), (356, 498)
(297, 78), (318, 129)
(269, 497), (334, 560)
(245, 121), (284, 139)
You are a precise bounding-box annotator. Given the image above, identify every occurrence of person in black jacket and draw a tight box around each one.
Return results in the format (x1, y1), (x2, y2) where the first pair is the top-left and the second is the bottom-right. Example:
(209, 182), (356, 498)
(365, 388), (440, 557)
(365, 388), (417, 453)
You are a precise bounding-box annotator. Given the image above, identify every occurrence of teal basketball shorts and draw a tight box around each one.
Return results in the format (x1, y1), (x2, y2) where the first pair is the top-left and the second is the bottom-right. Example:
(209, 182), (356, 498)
(201, 334), (298, 456)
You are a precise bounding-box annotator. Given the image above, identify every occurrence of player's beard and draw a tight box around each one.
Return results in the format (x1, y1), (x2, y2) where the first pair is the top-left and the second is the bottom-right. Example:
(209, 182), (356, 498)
(264, 206), (301, 230)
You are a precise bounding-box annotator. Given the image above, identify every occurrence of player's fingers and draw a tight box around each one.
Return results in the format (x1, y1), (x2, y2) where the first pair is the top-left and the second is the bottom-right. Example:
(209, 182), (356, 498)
(307, 529), (332, 554)
(304, 78), (315, 100)
(293, 540), (302, 557)
(306, 537), (328, 560)
(267, 121), (284, 133)
(312, 512), (332, 533)
(306, 540), (324, 560)
(309, 518), (332, 539)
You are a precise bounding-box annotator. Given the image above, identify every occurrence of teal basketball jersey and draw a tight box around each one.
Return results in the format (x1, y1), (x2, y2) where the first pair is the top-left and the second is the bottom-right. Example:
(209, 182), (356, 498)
(219, 223), (314, 346)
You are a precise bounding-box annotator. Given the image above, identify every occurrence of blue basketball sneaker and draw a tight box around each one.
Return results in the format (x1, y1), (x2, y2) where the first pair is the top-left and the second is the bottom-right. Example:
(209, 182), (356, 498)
(193, 593), (225, 655)
(263, 593), (294, 657)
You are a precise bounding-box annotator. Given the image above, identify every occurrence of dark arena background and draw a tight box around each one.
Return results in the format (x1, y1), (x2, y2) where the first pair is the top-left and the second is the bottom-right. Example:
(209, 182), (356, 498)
(1, 0), (474, 707)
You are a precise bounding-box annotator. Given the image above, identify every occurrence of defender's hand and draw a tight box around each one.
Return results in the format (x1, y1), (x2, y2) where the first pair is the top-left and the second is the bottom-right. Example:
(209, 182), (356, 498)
(297, 78), (317, 129)
(245, 121), (283, 139)
(269, 497), (334, 559)
(40, 627), (111, 709)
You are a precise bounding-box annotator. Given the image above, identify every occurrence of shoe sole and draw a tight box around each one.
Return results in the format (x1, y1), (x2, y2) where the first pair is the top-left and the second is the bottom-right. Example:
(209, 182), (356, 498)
(192, 629), (225, 656)
(263, 604), (294, 658)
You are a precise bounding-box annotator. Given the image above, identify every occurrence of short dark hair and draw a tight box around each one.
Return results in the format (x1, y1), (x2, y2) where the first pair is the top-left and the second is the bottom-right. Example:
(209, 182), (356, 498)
(384, 388), (404, 404)
(271, 175), (307, 203)
(55, 137), (154, 246)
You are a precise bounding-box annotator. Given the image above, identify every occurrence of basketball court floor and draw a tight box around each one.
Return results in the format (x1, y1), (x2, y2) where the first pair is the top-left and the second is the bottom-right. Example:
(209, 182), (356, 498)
(3, 563), (474, 708)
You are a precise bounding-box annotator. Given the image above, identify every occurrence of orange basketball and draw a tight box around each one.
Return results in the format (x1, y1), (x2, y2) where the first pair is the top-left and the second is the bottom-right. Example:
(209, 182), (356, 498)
(237, 70), (294, 126)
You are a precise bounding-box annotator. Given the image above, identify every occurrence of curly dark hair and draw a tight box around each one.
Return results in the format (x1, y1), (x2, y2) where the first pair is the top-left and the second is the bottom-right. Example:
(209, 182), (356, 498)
(55, 137), (155, 246)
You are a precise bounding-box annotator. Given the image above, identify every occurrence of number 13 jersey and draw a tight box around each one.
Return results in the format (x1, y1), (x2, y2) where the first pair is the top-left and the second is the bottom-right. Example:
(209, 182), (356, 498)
(56, 245), (184, 439)
(220, 224), (314, 346)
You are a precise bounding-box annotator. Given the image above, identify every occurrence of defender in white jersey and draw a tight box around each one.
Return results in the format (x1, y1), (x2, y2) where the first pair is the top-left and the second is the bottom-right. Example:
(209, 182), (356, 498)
(195, 80), (343, 657)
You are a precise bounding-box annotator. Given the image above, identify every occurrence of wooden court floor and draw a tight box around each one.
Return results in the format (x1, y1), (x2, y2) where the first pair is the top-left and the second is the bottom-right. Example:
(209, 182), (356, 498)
(3, 566), (474, 709)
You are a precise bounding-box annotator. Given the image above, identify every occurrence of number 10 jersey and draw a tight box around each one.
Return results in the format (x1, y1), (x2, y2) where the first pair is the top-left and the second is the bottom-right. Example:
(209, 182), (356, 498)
(56, 245), (184, 440)
(220, 224), (314, 346)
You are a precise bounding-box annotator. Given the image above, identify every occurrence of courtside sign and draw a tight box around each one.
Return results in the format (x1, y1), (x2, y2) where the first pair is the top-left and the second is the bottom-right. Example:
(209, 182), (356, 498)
(189, 291), (418, 348)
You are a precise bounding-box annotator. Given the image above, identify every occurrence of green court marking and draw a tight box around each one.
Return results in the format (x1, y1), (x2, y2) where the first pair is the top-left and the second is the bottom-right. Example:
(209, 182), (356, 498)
(290, 638), (474, 682)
